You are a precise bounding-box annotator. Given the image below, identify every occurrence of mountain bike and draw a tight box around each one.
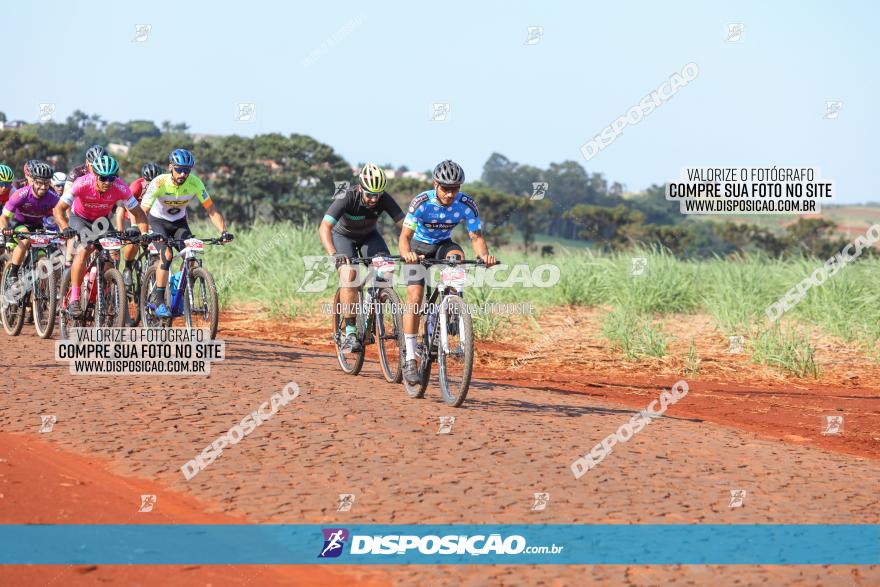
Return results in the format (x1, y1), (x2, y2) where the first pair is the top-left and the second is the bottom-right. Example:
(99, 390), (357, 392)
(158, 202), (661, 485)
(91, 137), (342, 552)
(0, 231), (64, 338)
(331, 255), (404, 382)
(59, 230), (135, 339)
(140, 235), (223, 339)
(121, 234), (160, 327)
(403, 257), (488, 407)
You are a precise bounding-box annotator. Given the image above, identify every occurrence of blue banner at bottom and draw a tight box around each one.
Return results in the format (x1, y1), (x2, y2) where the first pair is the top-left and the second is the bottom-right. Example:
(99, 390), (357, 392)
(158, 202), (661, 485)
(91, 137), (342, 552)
(0, 525), (877, 565)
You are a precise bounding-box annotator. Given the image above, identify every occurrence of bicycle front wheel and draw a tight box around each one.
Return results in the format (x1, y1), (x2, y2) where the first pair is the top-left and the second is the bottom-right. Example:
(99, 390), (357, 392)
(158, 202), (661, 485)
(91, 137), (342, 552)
(0, 263), (26, 336)
(184, 267), (219, 339)
(332, 288), (365, 375)
(33, 257), (57, 339)
(376, 287), (404, 383)
(437, 294), (474, 407)
(98, 268), (126, 327)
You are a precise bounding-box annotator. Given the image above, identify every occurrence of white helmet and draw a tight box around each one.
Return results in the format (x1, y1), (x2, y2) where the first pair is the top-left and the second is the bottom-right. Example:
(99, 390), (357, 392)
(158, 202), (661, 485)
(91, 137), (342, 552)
(51, 171), (68, 187)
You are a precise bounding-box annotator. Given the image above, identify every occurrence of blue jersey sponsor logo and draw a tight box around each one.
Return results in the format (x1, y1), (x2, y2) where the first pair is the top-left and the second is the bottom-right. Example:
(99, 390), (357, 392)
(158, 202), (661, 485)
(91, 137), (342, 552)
(404, 190), (482, 244)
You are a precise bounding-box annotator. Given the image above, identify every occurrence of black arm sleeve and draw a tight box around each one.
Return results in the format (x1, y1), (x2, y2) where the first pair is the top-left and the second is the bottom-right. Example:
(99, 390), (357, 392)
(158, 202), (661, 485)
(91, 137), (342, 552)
(324, 193), (348, 221)
(380, 193), (405, 223)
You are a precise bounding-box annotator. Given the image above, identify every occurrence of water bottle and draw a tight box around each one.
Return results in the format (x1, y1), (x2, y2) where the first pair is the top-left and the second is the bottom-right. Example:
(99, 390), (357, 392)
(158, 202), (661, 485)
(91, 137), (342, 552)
(169, 270), (182, 298)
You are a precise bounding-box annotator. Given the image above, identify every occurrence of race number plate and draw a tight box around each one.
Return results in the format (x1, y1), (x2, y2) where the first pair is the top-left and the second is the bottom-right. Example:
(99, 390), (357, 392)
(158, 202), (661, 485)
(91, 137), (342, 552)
(99, 237), (122, 251)
(184, 238), (204, 252)
(440, 267), (466, 289)
(29, 235), (52, 248)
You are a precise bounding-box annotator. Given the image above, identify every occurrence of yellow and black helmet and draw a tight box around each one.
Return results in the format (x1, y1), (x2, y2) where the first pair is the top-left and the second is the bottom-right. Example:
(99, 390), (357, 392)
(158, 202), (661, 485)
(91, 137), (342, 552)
(358, 163), (387, 194)
(0, 164), (14, 183)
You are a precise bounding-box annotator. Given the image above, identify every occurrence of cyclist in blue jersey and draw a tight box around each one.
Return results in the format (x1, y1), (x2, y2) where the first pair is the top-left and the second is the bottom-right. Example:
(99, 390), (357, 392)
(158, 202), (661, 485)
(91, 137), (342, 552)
(399, 159), (496, 385)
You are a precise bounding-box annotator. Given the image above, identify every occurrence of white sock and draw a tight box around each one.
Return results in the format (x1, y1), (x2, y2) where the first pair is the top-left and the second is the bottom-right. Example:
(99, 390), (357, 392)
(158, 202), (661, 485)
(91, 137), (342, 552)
(404, 334), (417, 361)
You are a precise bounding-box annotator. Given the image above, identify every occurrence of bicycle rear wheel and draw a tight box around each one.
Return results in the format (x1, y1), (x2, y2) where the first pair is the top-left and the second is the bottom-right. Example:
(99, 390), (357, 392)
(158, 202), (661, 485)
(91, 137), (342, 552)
(403, 309), (433, 399)
(437, 294), (474, 407)
(0, 263), (26, 336)
(184, 267), (219, 339)
(33, 257), (57, 339)
(333, 288), (366, 375)
(376, 287), (404, 383)
(124, 259), (142, 327)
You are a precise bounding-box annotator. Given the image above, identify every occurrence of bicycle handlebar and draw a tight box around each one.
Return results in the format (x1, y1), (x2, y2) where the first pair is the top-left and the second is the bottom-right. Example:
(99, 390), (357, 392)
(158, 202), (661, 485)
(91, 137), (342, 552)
(345, 255), (403, 264)
(147, 235), (226, 246)
(415, 257), (494, 266)
(84, 229), (141, 246)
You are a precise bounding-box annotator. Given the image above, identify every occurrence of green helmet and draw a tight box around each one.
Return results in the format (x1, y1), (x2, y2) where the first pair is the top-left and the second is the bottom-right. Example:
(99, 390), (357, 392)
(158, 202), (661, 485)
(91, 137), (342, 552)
(0, 164), (14, 183)
(359, 163), (387, 193)
(91, 155), (120, 177)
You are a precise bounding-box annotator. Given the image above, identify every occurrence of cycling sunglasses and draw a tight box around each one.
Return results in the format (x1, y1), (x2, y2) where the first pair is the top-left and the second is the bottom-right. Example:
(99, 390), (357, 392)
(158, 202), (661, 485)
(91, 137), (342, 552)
(96, 174), (118, 183)
(0, 182), (11, 188)
(363, 191), (382, 199)
(173, 166), (192, 174)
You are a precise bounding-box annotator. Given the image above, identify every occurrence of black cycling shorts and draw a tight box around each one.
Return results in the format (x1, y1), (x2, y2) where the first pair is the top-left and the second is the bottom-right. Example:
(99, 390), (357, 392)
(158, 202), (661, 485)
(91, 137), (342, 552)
(150, 216), (193, 251)
(331, 230), (390, 260)
(9, 220), (43, 233)
(69, 212), (113, 243)
(405, 239), (464, 286)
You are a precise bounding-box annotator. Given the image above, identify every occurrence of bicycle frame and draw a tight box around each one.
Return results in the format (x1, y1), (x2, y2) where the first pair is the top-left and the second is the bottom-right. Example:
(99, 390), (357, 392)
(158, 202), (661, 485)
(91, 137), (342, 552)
(343, 255), (400, 347)
(148, 236), (219, 319)
(419, 259), (474, 357)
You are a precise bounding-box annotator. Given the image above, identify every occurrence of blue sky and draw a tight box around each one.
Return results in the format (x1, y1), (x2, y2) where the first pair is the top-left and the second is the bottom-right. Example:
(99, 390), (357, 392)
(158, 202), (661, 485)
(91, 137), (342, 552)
(8, 1), (878, 202)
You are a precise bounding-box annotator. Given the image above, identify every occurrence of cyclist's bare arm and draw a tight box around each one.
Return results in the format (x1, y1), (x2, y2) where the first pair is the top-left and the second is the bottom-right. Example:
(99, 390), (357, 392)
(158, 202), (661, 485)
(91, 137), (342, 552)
(204, 201), (226, 234)
(128, 206), (149, 235)
(319, 219), (336, 256)
(399, 225), (419, 263)
(114, 206), (126, 232)
(54, 200), (71, 231)
(468, 229), (497, 266)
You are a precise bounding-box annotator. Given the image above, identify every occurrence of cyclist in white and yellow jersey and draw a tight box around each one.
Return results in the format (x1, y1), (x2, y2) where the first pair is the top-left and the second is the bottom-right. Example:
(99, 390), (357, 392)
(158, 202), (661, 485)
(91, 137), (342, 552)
(141, 148), (233, 318)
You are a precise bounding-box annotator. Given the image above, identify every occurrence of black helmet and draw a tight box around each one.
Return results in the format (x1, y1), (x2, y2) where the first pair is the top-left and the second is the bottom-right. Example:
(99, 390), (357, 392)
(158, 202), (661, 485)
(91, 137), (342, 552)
(141, 162), (163, 182)
(85, 144), (107, 163)
(27, 160), (54, 180)
(432, 159), (465, 186)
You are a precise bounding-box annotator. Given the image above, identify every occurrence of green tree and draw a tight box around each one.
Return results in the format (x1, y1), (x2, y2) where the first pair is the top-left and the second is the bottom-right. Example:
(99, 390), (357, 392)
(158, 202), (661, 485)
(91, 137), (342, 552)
(0, 132), (69, 176)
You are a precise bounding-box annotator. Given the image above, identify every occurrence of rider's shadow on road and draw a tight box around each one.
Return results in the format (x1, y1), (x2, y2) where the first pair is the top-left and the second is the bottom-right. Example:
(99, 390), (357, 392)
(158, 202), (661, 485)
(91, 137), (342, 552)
(463, 380), (704, 422)
(221, 338), (308, 365)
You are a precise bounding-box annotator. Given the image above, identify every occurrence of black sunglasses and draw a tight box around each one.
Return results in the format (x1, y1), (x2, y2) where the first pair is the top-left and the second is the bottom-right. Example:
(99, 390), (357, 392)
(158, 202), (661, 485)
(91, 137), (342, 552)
(96, 175), (117, 183)
(173, 166), (192, 174)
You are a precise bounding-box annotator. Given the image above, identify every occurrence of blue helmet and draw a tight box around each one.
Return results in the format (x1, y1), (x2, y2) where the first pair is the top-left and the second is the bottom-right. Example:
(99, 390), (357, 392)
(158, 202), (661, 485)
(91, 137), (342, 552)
(169, 148), (195, 167)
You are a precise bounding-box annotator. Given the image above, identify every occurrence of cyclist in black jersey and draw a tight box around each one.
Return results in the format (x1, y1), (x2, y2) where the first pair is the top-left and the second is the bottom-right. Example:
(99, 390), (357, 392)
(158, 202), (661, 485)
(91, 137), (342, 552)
(319, 163), (405, 352)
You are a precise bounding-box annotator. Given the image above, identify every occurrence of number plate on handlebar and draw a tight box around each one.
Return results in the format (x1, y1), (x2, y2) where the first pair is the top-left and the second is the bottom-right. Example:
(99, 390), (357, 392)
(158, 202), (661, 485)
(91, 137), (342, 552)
(147, 242), (159, 254)
(99, 237), (122, 251)
(440, 267), (467, 289)
(29, 235), (52, 248)
(371, 257), (396, 275)
(184, 238), (204, 252)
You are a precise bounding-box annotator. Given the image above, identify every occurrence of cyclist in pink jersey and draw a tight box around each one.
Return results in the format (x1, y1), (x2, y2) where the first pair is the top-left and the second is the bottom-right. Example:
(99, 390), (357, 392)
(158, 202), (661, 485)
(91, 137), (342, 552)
(53, 155), (149, 318)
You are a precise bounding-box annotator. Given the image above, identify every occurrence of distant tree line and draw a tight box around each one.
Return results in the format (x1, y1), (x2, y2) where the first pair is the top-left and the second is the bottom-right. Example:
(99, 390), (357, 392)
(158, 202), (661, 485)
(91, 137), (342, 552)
(0, 110), (859, 259)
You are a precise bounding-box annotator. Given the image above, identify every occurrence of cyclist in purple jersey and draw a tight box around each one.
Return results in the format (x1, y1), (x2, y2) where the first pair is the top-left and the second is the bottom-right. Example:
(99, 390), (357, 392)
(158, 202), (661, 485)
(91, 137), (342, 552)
(0, 161), (60, 286)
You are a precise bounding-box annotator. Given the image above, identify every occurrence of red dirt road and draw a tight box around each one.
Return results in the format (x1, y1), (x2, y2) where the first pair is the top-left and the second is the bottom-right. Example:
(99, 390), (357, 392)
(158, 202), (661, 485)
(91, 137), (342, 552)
(1, 325), (879, 586)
